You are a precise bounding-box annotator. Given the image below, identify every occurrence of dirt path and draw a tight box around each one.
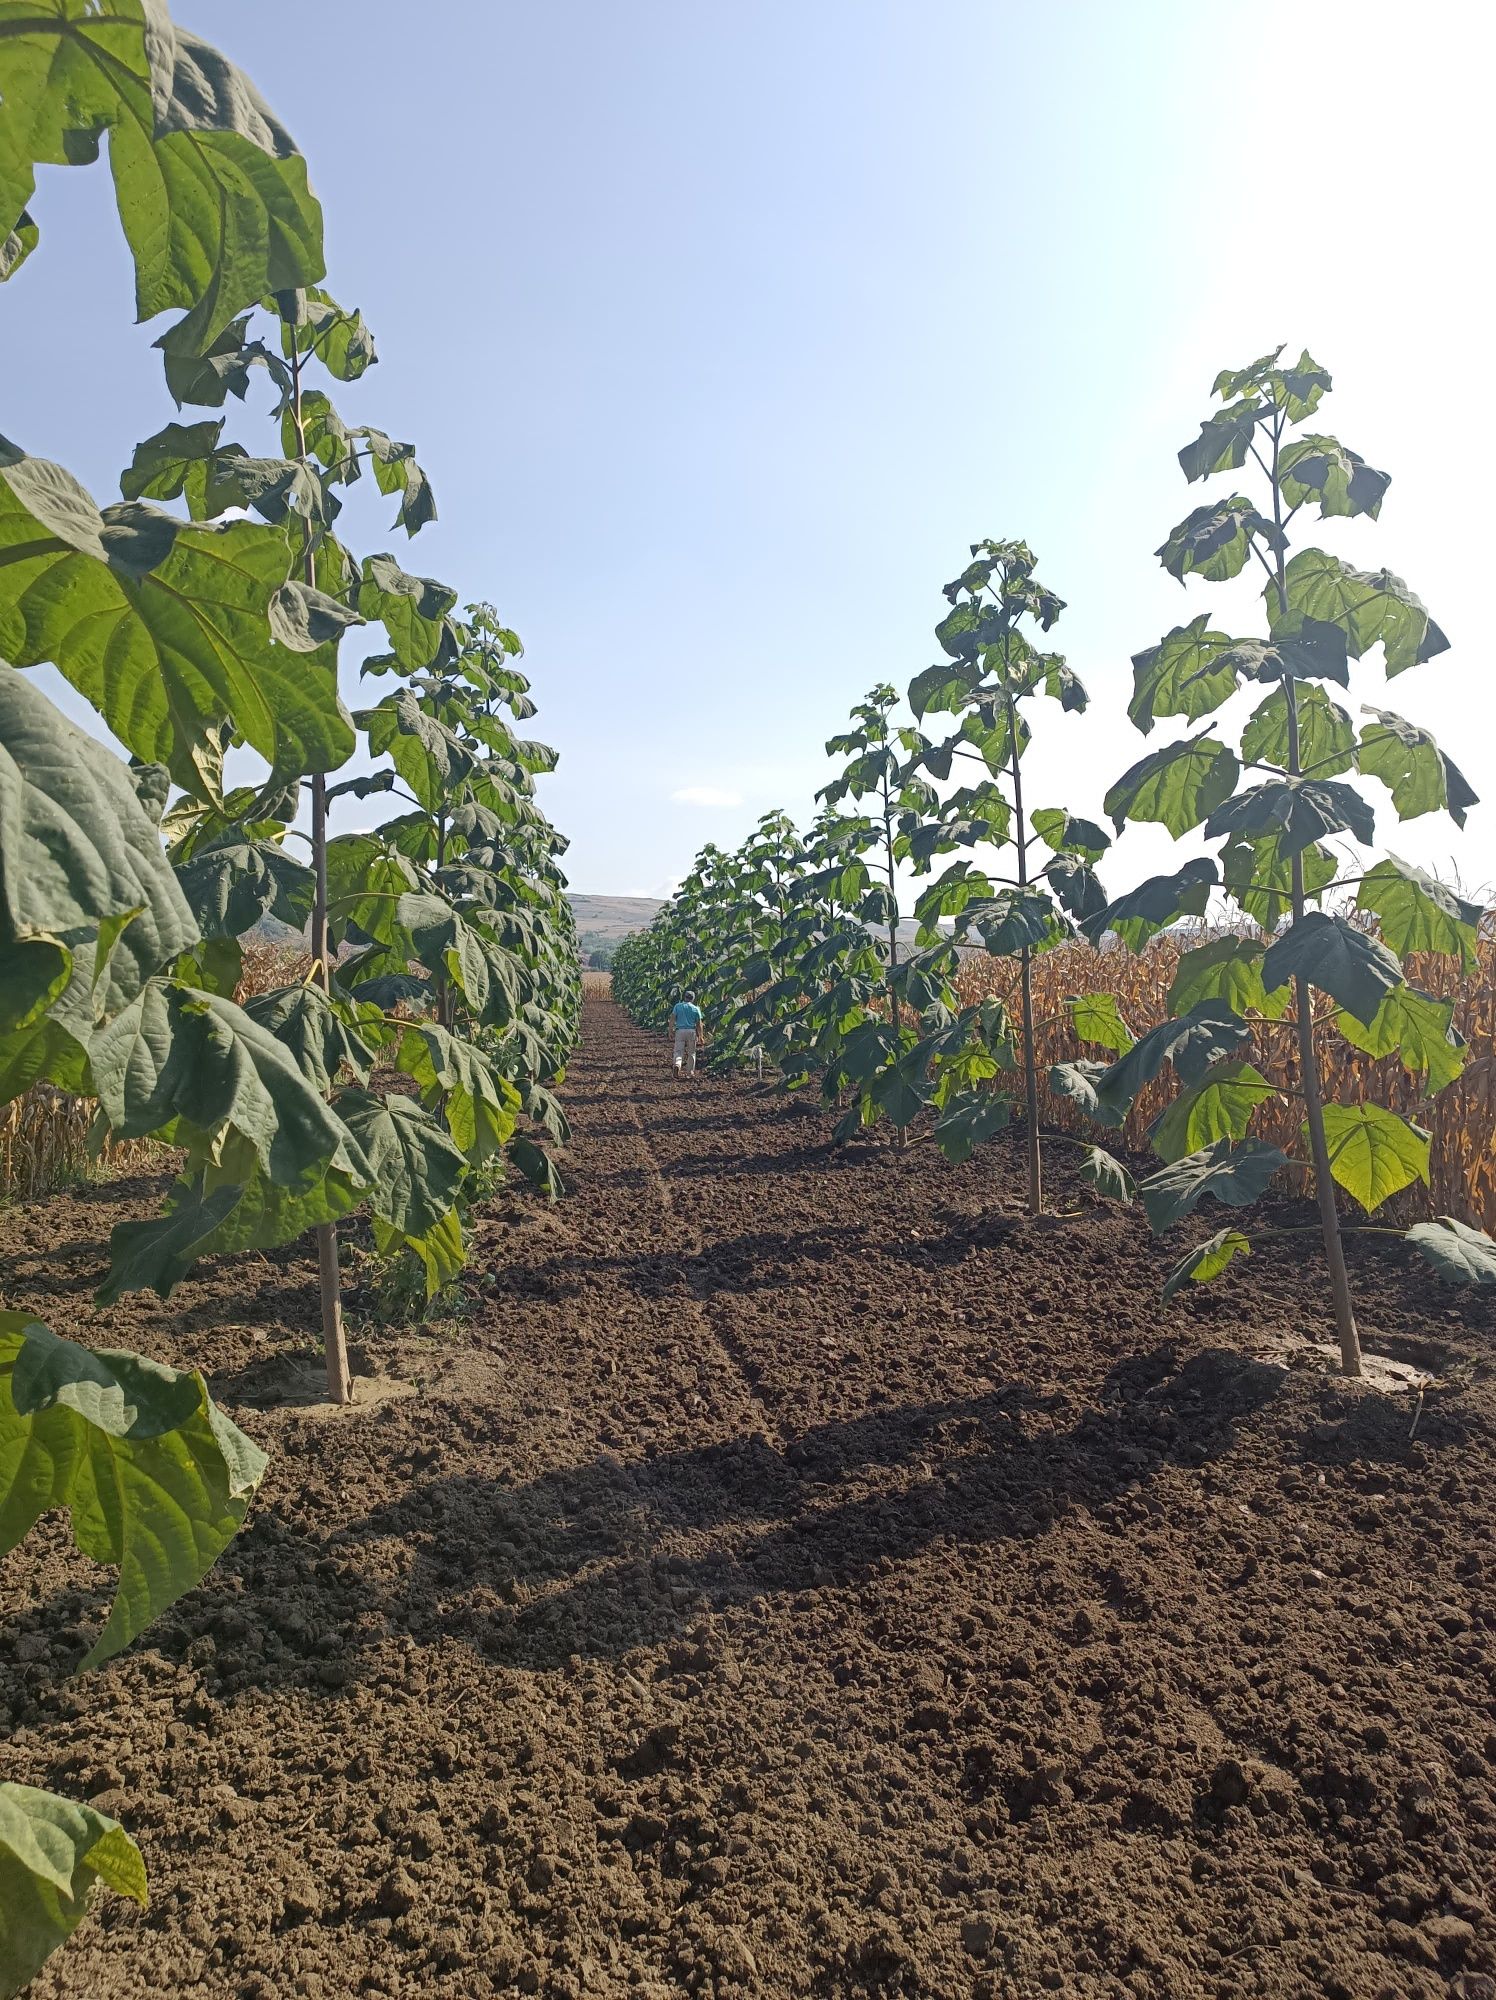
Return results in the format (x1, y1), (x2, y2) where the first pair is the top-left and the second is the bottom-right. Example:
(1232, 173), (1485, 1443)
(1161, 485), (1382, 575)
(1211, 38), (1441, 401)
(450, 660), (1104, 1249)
(4, 994), (1495, 1999)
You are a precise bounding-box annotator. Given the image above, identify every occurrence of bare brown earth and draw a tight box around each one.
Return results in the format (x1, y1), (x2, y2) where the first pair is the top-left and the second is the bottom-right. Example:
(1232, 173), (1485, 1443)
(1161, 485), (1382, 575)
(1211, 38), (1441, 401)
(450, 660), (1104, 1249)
(3, 993), (1496, 2000)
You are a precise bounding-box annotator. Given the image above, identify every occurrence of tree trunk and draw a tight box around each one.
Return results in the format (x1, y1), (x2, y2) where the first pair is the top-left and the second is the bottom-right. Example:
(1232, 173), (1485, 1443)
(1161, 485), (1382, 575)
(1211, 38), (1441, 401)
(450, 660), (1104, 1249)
(1007, 688), (1042, 1216)
(289, 331), (353, 1405)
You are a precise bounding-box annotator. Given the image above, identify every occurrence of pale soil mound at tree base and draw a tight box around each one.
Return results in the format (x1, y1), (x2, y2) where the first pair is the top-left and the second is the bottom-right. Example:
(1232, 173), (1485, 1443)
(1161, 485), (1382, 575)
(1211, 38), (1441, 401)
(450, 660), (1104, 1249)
(2, 994), (1494, 2000)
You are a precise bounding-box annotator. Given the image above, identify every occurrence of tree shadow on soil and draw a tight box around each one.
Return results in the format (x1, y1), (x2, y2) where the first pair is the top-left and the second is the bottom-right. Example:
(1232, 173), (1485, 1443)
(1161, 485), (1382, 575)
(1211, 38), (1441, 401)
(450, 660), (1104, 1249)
(319, 1344), (1299, 1675)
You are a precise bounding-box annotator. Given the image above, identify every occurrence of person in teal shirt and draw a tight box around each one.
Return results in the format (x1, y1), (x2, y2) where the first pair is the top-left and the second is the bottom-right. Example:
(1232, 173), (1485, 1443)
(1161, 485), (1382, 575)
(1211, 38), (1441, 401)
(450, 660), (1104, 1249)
(669, 991), (704, 1078)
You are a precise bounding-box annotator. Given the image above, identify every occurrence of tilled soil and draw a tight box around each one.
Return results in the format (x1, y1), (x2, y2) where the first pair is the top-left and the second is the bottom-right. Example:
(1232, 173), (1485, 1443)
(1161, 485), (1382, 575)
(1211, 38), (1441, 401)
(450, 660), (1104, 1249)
(3, 993), (1496, 2000)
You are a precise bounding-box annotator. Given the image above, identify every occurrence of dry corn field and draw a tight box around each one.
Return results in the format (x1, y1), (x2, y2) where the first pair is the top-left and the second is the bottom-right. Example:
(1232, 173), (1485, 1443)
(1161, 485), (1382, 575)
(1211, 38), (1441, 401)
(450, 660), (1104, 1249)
(956, 928), (1496, 1233)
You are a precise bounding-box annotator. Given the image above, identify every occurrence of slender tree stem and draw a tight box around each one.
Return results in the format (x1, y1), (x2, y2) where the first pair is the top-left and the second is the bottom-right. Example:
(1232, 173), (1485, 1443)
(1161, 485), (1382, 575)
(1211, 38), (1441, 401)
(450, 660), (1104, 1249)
(881, 763), (906, 1150)
(1005, 665), (1042, 1217)
(288, 333), (352, 1405)
(1268, 402), (1361, 1378)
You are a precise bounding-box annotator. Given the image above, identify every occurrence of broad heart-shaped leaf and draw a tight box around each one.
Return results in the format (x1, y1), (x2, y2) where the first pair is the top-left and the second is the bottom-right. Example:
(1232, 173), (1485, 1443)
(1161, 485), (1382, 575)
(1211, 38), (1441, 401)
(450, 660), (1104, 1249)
(1336, 986), (1465, 1095)
(1157, 497), (1280, 583)
(373, 1208), (465, 1299)
(357, 688), (476, 812)
(0, 663), (198, 1028)
(0, 1782), (147, 1995)
(1105, 734), (1239, 836)
(1087, 856), (1217, 951)
(174, 838), (314, 939)
(1277, 434), (1389, 521)
(91, 980), (370, 1188)
(908, 660), (982, 718)
(0, 5), (324, 355)
(1241, 684), (1355, 778)
(1276, 550), (1448, 676)
(266, 578), (364, 653)
(1316, 1102), (1430, 1213)
(324, 836), (420, 947)
(1220, 830), (1336, 932)
(1030, 807), (1109, 861)
(120, 417), (224, 504)
(1044, 853), (1106, 925)
(1079, 1146), (1135, 1202)
(0, 1309), (267, 1668)
(1219, 615), (1351, 689)
(1358, 708), (1478, 827)
(1089, 1004), (1253, 1118)
(244, 984), (374, 1093)
(507, 1134), (565, 1200)
(1162, 1228), (1252, 1300)
(1128, 617), (1242, 735)
(358, 554), (457, 671)
(1066, 992), (1134, 1055)
(1406, 1218), (1496, 1287)
(1168, 937), (1290, 1022)
(395, 1022), (521, 1163)
(1148, 1060), (1278, 1163)
(1355, 857), (1482, 968)
(278, 286), (376, 381)
(932, 1089), (1010, 1164)
(1262, 912), (1403, 1022)
(1203, 777), (1374, 859)
(1177, 399), (1263, 483)
(1138, 1136), (1288, 1234)
(332, 1087), (467, 1237)
(965, 887), (1061, 956)
(1048, 1058), (1128, 1130)
(0, 447), (353, 797)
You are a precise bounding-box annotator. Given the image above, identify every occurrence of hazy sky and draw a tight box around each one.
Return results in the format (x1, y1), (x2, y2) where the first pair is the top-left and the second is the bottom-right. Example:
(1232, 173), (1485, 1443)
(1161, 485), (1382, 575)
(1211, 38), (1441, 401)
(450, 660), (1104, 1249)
(7, 1), (1492, 902)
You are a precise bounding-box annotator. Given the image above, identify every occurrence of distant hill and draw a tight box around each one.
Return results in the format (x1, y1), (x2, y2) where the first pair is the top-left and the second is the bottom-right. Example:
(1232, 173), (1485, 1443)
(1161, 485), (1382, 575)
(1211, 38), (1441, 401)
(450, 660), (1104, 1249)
(568, 894), (663, 951)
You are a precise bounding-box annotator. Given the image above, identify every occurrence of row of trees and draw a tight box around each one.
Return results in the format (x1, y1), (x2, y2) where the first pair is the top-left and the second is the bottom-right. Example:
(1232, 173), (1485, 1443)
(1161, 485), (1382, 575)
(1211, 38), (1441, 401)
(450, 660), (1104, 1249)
(616, 348), (1494, 1376)
(1, 4), (576, 1984)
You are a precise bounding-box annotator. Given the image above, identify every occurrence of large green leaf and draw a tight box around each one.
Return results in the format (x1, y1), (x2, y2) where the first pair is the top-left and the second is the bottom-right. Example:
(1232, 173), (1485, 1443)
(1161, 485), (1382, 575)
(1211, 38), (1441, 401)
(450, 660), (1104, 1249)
(1177, 400), (1263, 483)
(1128, 617), (1242, 735)
(332, 1087), (467, 1236)
(1162, 1227), (1252, 1300)
(1066, 992), (1133, 1055)
(175, 838), (314, 938)
(357, 688), (476, 813)
(1336, 986), (1465, 1094)
(1138, 1136), (1288, 1233)
(1030, 807), (1109, 860)
(1168, 937), (1290, 1021)
(0, 1309), (267, 1667)
(932, 1089), (1010, 1163)
(357, 554), (457, 671)
(1048, 1058), (1128, 1130)
(1204, 777), (1374, 858)
(0, 1783), (147, 1996)
(1085, 1004), (1252, 1120)
(1105, 735), (1239, 836)
(91, 979), (369, 1186)
(0, 446), (353, 797)
(1148, 1060), (1277, 1162)
(1276, 550), (1448, 675)
(0, 663), (197, 1033)
(395, 1022), (521, 1163)
(966, 887), (1060, 956)
(1355, 857), (1482, 968)
(1406, 1218), (1496, 1288)
(1079, 1145), (1136, 1202)
(1357, 708), (1477, 826)
(1088, 857), (1216, 950)
(244, 984), (374, 1093)
(1277, 435), (1389, 520)
(1219, 830), (1336, 931)
(1261, 912), (1403, 1021)
(1241, 684), (1355, 778)
(1157, 497), (1279, 583)
(372, 1207), (465, 1299)
(1316, 1102), (1429, 1212)
(0, 3), (324, 353)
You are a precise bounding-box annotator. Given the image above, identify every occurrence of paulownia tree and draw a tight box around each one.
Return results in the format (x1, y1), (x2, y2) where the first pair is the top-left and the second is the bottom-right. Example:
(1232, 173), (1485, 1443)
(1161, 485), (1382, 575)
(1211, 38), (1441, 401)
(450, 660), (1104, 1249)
(907, 541), (1116, 1213)
(1078, 348), (1493, 1372)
